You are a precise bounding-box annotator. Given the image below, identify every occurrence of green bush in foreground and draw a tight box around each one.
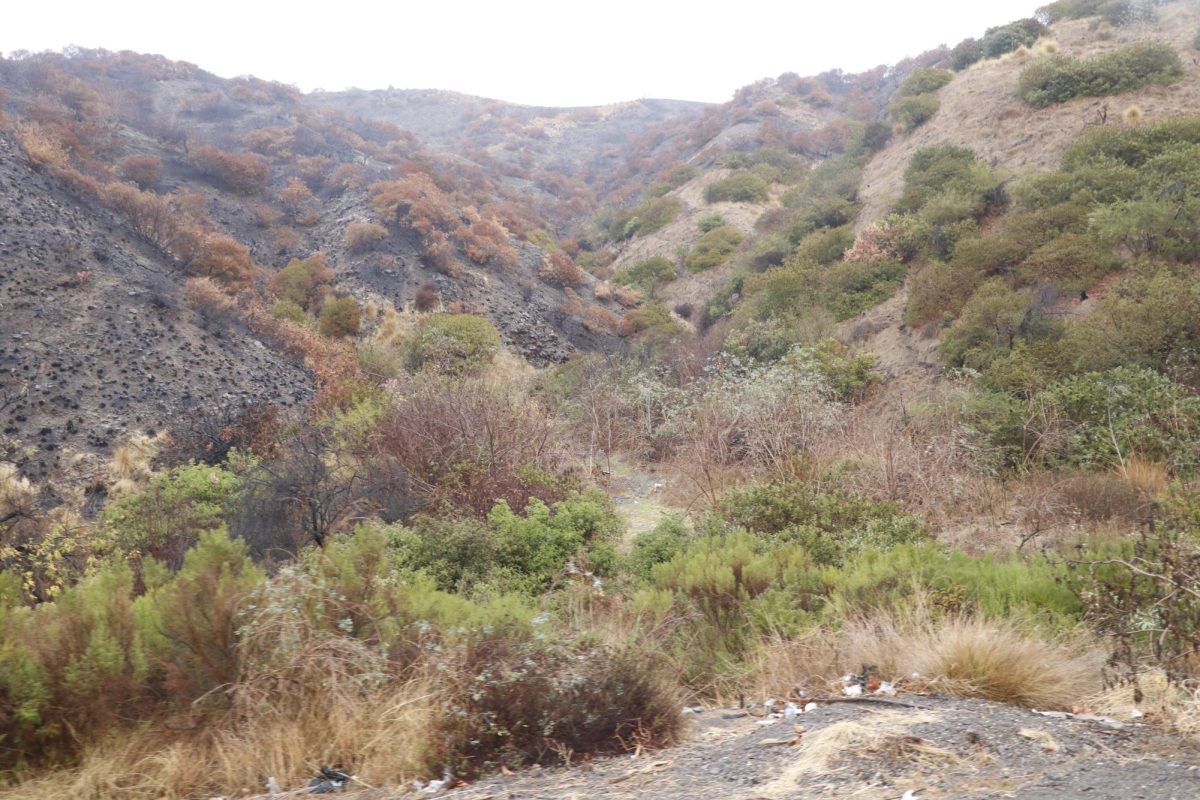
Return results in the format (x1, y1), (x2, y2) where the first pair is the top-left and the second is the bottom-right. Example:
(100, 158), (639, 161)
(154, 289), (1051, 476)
(1018, 42), (1184, 108)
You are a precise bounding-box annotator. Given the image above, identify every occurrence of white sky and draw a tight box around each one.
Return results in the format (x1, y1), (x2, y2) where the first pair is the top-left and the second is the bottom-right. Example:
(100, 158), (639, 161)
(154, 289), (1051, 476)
(5, 1), (1044, 106)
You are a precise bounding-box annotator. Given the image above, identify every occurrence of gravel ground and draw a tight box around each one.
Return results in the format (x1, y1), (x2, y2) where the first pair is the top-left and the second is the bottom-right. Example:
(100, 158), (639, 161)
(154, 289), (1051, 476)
(401, 695), (1200, 800)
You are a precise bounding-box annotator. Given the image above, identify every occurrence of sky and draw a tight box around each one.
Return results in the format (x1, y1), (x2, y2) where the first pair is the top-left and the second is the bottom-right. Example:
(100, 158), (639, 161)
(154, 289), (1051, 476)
(4, 1), (1045, 106)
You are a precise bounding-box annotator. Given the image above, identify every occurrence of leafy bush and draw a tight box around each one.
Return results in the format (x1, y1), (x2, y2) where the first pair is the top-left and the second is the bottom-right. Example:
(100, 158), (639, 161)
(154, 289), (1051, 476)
(318, 296), (361, 338)
(630, 196), (684, 237)
(718, 481), (926, 567)
(269, 254), (333, 310)
(686, 225), (744, 272)
(630, 517), (692, 581)
(896, 68), (954, 97)
(698, 212), (725, 232)
(103, 463), (242, 568)
(890, 94), (941, 131)
(614, 255), (676, 293)
(406, 313), (501, 374)
(704, 172), (770, 203)
(819, 258), (906, 320)
(951, 18), (1048, 70)
(1038, 0), (1164, 26)
(1018, 42), (1184, 108)
(344, 221), (389, 253)
(791, 225), (855, 265)
(899, 145), (998, 215)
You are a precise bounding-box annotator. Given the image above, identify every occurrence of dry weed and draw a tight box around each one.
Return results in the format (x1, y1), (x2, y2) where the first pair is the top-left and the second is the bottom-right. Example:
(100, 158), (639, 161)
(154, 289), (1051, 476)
(838, 610), (1103, 709)
(1086, 669), (1200, 741)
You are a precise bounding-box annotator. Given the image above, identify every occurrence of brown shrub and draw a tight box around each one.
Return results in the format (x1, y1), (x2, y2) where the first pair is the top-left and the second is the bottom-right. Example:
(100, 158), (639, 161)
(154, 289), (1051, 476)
(582, 305), (619, 335)
(270, 226), (301, 255)
(189, 143), (269, 194)
(344, 222), (389, 253)
(115, 154), (163, 188)
(183, 277), (238, 325)
(413, 283), (439, 312)
(188, 233), (256, 289)
(539, 250), (584, 287)
(377, 375), (570, 516)
(277, 177), (315, 216)
(15, 121), (69, 169)
(250, 202), (284, 227)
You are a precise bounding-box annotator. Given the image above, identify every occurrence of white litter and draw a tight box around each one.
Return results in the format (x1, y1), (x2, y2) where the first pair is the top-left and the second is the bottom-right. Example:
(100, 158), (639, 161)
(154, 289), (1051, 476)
(1131, 708), (1145, 719)
(804, 701), (818, 712)
(875, 681), (897, 696)
(266, 776), (283, 796)
(842, 684), (864, 697)
(784, 702), (800, 719)
(901, 791), (919, 800)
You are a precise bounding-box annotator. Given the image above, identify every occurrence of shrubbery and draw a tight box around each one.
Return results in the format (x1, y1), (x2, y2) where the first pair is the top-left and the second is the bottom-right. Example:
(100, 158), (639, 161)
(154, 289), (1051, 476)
(1017, 42), (1184, 108)
(686, 225), (744, 272)
(950, 18), (1047, 70)
(406, 313), (502, 374)
(704, 172), (770, 203)
(614, 255), (676, 293)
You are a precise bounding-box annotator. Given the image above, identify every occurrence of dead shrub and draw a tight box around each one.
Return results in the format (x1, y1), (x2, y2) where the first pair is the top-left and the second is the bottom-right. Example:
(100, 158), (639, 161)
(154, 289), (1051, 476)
(182, 277), (239, 327)
(377, 374), (570, 516)
(115, 154), (162, 188)
(1057, 471), (1147, 523)
(413, 282), (439, 312)
(343, 221), (389, 253)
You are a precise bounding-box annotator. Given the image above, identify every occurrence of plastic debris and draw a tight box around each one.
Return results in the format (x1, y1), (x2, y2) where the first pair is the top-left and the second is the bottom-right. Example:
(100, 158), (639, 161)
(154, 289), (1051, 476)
(1131, 708), (1145, 719)
(804, 701), (818, 712)
(307, 766), (350, 793)
(901, 791), (919, 800)
(266, 776), (283, 796)
(876, 681), (897, 696)
(1033, 710), (1126, 729)
(783, 702), (800, 719)
(842, 684), (864, 697)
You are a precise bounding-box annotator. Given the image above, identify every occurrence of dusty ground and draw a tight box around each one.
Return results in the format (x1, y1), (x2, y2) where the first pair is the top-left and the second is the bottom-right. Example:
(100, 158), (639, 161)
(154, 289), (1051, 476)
(293, 695), (1200, 800)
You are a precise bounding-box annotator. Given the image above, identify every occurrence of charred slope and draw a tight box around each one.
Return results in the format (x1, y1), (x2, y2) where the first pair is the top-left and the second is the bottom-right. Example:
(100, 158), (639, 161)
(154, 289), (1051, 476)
(0, 133), (311, 501)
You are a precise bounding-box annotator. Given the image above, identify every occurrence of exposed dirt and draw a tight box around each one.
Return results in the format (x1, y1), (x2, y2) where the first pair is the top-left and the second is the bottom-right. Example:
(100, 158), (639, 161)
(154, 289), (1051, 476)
(0, 133), (311, 502)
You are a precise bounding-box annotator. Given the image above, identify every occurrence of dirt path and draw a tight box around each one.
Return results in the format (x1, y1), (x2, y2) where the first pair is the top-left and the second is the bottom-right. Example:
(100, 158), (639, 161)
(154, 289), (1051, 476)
(605, 459), (687, 550)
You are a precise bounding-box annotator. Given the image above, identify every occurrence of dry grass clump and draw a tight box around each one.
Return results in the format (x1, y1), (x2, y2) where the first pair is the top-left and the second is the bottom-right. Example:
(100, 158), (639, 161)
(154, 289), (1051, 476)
(108, 432), (164, 494)
(1086, 669), (1200, 740)
(840, 611), (1103, 709)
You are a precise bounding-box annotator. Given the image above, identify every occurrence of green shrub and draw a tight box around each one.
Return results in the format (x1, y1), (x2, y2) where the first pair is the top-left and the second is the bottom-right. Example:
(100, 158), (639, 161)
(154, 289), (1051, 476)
(686, 225), (744, 272)
(1039, 0), (1164, 26)
(698, 212), (725, 232)
(724, 148), (804, 183)
(899, 145), (998, 215)
(890, 94), (941, 131)
(896, 68), (954, 97)
(940, 279), (1039, 370)
(718, 481), (926, 567)
(1017, 42), (1184, 108)
(614, 255), (676, 293)
(704, 172), (770, 203)
(407, 313), (501, 374)
(629, 196), (683, 237)
(819, 258), (906, 320)
(630, 516), (692, 581)
(1039, 366), (1200, 473)
(951, 18), (1047, 70)
(831, 543), (1081, 624)
(318, 296), (362, 338)
(271, 298), (307, 324)
(648, 164), (698, 196)
(270, 254), (333, 310)
(791, 225), (854, 265)
(1019, 232), (1120, 291)
(103, 463), (242, 568)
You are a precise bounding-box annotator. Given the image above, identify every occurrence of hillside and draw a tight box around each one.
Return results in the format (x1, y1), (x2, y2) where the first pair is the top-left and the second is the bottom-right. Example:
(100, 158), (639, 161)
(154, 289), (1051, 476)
(5, 2), (1200, 799)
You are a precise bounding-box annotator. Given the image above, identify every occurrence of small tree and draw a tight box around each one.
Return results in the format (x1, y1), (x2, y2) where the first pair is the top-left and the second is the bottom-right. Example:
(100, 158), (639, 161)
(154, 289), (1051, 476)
(319, 296), (362, 339)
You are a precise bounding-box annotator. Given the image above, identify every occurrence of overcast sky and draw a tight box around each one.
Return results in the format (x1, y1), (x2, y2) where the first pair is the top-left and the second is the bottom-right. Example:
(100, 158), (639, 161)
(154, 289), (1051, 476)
(5, 1), (1044, 106)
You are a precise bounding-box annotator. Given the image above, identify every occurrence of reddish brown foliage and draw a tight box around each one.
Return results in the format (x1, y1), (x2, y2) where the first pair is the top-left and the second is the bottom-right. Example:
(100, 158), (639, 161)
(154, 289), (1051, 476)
(413, 283), (439, 312)
(183, 276), (239, 325)
(344, 222), (389, 253)
(539, 251), (584, 287)
(189, 233), (256, 289)
(115, 154), (162, 188)
(189, 143), (269, 194)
